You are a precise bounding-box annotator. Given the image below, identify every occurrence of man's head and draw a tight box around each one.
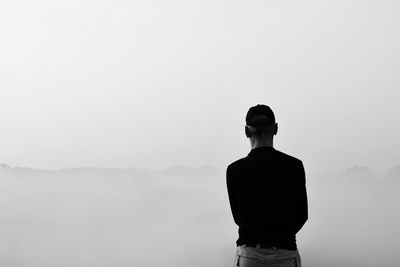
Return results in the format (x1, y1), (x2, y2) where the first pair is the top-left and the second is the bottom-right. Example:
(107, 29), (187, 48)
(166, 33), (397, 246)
(245, 104), (278, 139)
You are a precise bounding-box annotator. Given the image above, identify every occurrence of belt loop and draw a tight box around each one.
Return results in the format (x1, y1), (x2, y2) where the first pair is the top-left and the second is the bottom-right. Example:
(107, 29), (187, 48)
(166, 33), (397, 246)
(256, 244), (261, 249)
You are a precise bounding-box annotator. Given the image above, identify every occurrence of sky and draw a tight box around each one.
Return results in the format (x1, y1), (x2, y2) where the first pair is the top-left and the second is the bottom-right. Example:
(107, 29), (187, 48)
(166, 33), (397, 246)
(1, 0), (399, 172)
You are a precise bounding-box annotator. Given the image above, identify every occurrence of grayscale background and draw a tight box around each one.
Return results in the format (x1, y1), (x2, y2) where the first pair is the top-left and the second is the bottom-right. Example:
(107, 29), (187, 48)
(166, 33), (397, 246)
(1, 1), (399, 266)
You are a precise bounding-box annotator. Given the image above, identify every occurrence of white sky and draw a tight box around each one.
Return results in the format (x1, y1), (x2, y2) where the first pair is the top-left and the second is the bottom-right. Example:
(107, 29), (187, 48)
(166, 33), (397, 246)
(1, 0), (399, 172)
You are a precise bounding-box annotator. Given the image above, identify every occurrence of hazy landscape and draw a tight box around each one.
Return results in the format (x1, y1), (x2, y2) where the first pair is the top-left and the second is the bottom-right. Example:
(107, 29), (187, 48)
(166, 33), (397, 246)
(2, 0), (400, 266)
(0, 163), (399, 267)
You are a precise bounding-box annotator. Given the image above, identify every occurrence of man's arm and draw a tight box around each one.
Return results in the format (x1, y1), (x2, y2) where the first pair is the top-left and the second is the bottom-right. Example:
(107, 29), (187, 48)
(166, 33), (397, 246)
(293, 161), (308, 234)
(226, 166), (240, 226)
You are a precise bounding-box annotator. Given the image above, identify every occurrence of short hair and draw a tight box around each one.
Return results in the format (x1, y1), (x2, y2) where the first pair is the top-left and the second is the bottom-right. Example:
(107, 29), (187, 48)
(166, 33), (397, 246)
(246, 105), (275, 126)
(245, 104), (276, 137)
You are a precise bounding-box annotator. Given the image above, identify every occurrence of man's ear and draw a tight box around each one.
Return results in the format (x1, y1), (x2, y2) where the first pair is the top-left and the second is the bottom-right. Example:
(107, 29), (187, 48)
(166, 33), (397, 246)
(245, 126), (250, 138)
(273, 123), (278, 135)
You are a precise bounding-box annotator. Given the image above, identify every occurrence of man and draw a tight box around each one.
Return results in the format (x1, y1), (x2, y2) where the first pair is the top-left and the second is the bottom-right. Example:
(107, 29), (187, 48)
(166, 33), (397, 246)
(226, 104), (308, 267)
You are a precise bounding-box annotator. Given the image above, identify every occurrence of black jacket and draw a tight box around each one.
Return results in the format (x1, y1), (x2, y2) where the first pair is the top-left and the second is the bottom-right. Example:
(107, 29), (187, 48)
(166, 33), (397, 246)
(226, 146), (308, 250)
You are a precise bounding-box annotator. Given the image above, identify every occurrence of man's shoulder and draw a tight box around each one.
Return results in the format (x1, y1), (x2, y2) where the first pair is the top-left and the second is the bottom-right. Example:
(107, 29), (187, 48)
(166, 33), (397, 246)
(273, 149), (303, 165)
(227, 148), (303, 171)
(227, 157), (248, 170)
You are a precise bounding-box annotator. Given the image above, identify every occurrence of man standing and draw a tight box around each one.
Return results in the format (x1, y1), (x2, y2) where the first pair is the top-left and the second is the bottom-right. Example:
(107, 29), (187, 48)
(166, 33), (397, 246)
(226, 104), (308, 267)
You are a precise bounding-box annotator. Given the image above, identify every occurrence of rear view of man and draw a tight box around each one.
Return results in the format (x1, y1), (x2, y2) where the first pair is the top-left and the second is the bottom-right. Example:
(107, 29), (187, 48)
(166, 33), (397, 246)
(226, 104), (308, 267)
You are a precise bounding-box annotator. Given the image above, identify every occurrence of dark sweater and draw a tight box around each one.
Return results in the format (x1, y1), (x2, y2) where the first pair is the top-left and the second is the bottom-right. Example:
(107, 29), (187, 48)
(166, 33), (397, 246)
(226, 146), (308, 250)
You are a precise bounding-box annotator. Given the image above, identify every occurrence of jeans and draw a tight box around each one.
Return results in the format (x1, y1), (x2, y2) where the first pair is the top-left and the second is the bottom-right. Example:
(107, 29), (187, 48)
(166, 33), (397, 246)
(233, 245), (301, 267)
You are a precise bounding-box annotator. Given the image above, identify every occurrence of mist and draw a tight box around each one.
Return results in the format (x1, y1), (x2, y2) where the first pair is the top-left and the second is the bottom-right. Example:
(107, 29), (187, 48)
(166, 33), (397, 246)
(1, 0), (400, 172)
(1, 164), (399, 267)
(1, 0), (400, 266)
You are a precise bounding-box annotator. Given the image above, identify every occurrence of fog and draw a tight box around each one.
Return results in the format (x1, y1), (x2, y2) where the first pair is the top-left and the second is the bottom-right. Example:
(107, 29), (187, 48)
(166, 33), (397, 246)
(1, 0), (400, 172)
(1, 1), (400, 265)
(1, 164), (399, 267)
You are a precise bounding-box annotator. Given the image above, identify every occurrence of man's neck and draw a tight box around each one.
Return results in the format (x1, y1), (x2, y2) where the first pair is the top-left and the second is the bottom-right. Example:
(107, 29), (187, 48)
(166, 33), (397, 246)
(250, 138), (274, 150)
